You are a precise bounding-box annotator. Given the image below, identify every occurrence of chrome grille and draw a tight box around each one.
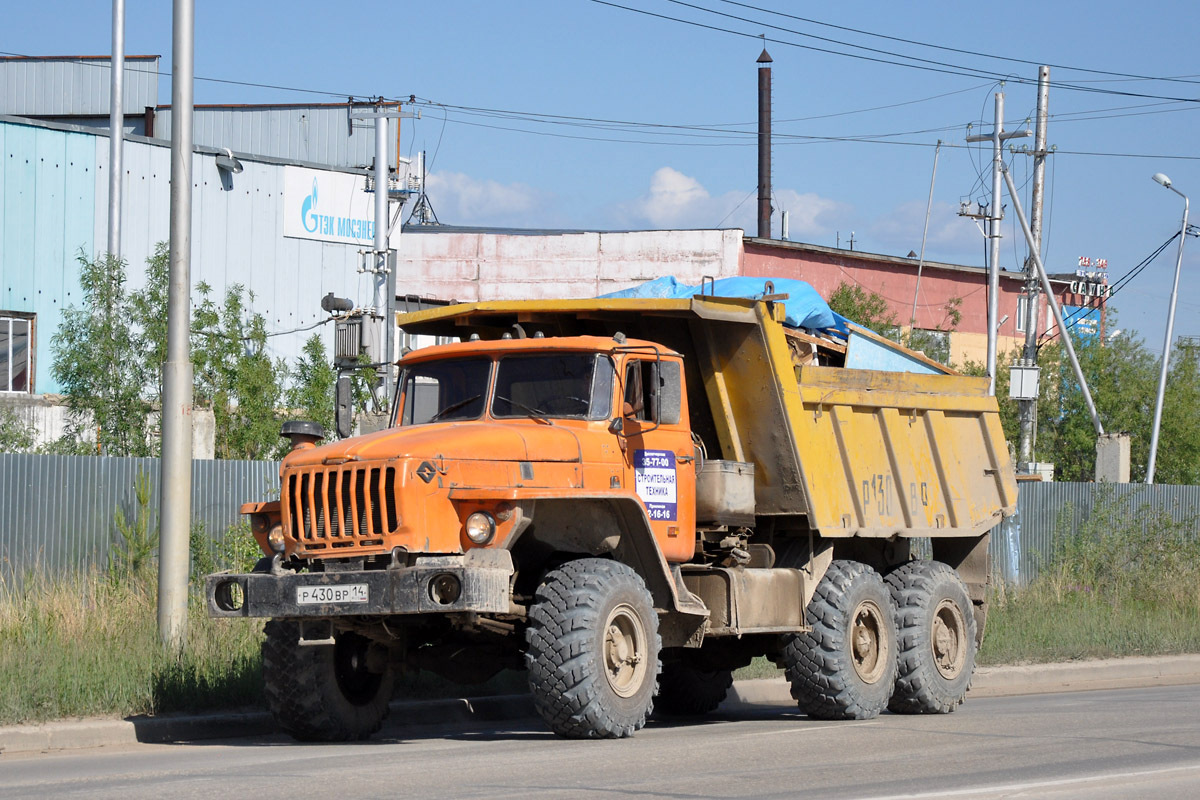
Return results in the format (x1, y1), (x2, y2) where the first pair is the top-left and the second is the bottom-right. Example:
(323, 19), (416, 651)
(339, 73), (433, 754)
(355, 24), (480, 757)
(284, 465), (398, 548)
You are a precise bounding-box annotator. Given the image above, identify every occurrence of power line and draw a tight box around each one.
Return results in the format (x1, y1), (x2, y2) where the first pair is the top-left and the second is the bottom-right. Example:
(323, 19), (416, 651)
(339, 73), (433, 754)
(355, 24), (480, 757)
(412, 101), (1200, 161)
(708, 0), (1200, 86)
(1041, 233), (1179, 343)
(584, 1), (1200, 103)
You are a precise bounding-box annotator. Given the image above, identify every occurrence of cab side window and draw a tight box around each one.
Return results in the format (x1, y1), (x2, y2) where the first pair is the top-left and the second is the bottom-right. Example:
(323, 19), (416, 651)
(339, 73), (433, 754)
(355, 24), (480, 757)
(622, 359), (682, 425)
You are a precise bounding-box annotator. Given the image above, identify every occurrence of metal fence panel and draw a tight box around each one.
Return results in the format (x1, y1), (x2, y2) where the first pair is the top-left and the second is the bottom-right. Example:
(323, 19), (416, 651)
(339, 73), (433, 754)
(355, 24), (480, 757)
(1000, 482), (1200, 585)
(4, 454), (1198, 589)
(0, 454), (279, 582)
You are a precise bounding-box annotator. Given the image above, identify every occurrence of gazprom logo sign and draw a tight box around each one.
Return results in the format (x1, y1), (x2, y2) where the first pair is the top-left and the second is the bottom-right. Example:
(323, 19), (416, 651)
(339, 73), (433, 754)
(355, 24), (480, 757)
(284, 167), (388, 246)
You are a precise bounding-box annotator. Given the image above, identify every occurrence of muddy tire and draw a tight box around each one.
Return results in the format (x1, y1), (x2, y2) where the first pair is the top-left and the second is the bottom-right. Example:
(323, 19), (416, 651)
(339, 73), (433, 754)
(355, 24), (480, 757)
(655, 659), (733, 717)
(781, 560), (898, 720)
(262, 619), (393, 742)
(525, 558), (661, 738)
(886, 560), (977, 714)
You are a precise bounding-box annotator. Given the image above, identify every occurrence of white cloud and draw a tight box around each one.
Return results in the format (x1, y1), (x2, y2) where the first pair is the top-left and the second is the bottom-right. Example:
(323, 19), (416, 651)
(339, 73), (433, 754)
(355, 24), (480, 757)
(424, 171), (556, 227)
(616, 167), (848, 234)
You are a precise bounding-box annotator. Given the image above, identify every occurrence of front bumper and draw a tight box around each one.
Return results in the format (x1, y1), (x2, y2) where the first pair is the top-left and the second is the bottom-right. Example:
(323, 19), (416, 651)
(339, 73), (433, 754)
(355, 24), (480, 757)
(205, 550), (514, 618)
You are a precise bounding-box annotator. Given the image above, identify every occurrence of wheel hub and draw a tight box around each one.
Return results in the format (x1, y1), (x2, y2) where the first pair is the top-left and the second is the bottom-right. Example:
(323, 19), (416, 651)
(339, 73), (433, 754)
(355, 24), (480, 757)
(603, 603), (647, 698)
(850, 599), (889, 684)
(931, 598), (968, 679)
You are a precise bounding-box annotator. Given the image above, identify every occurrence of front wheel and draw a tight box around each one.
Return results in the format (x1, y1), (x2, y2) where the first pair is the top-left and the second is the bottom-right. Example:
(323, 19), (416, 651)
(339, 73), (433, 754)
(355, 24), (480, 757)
(262, 619), (394, 742)
(780, 560), (898, 720)
(525, 559), (661, 738)
(886, 560), (977, 714)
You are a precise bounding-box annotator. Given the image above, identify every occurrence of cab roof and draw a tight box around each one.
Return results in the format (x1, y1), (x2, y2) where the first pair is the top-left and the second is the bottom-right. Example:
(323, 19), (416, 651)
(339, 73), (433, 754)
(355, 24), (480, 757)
(399, 334), (678, 364)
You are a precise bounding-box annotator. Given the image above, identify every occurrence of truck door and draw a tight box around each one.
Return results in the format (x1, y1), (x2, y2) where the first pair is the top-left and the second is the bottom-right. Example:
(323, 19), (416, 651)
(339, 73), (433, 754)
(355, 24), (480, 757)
(620, 356), (695, 563)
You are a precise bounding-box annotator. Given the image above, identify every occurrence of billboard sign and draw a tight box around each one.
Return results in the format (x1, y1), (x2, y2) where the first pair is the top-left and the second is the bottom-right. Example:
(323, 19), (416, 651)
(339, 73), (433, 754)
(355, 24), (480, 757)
(283, 166), (396, 247)
(1063, 304), (1101, 339)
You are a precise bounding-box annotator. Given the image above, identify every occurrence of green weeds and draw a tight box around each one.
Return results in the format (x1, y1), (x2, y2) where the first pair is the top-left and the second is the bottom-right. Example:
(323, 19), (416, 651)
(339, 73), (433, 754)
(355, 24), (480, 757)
(979, 492), (1200, 664)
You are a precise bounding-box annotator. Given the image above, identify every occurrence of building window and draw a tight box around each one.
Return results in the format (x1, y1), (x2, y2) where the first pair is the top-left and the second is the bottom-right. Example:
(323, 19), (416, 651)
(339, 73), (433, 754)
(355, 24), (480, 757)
(908, 329), (950, 365)
(1016, 296), (1028, 333)
(0, 313), (34, 393)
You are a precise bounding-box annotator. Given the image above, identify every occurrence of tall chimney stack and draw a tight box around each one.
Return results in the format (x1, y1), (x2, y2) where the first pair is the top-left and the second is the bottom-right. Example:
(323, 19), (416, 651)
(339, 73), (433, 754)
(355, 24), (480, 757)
(757, 47), (773, 239)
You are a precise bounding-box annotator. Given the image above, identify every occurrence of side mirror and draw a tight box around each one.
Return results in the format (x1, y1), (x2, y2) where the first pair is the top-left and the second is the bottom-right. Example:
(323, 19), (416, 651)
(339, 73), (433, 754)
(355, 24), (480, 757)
(608, 417), (624, 435)
(336, 375), (353, 438)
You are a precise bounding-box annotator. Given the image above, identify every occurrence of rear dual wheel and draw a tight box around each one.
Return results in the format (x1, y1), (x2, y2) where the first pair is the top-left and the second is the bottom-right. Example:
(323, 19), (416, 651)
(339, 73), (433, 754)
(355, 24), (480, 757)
(886, 560), (977, 714)
(781, 560), (898, 720)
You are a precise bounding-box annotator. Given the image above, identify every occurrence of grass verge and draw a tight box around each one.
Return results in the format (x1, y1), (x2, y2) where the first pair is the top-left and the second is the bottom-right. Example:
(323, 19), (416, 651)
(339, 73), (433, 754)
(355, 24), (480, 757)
(0, 569), (263, 725)
(979, 495), (1200, 665)
(5, 492), (1197, 724)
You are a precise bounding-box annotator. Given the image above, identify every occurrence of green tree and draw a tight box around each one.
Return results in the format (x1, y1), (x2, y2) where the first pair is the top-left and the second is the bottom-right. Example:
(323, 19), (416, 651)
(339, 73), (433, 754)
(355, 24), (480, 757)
(51, 253), (154, 456)
(975, 315), (1200, 484)
(827, 282), (900, 341)
(1041, 330), (1199, 484)
(129, 243), (170, 408)
(193, 283), (287, 460)
(0, 406), (37, 453)
(286, 334), (337, 435)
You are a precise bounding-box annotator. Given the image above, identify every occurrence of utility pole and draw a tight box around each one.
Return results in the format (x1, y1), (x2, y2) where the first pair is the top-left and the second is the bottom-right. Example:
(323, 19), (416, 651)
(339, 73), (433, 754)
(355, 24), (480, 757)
(349, 101), (416, 410)
(1016, 66), (1051, 473)
(1003, 166), (1104, 438)
(159, 0), (194, 651)
(910, 141), (942, 331)
(966, 87), (1030, 395)
(107, 0), (125, 258)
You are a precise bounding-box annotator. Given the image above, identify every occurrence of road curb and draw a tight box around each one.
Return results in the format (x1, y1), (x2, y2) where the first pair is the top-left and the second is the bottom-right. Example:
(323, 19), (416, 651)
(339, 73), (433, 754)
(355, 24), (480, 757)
(725, 653), (1200, 707)
(4, 654), (1199, 755)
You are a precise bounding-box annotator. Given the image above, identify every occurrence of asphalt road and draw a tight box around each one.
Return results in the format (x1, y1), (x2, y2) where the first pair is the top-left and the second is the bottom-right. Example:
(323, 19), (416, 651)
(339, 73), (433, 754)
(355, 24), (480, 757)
(4, 685), (1200, 799)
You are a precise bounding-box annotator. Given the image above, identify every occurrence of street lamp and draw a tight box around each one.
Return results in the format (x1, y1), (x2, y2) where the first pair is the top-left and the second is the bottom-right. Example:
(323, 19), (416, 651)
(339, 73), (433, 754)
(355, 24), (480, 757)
(1146, 173), (1189, 485)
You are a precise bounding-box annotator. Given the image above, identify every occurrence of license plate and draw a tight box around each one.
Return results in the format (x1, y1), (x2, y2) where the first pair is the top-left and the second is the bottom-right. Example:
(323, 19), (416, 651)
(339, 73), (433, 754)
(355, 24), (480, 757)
(296, 584), (368, 605)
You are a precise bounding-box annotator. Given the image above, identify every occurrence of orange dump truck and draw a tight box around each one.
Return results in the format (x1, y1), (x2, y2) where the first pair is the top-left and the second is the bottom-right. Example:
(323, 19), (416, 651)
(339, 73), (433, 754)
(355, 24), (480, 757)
(207, 293), (1017, 741)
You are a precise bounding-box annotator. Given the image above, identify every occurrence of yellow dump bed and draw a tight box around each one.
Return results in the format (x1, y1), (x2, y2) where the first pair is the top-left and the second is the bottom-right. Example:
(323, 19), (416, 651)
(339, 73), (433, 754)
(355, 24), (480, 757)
(397, 294), (1017, 539)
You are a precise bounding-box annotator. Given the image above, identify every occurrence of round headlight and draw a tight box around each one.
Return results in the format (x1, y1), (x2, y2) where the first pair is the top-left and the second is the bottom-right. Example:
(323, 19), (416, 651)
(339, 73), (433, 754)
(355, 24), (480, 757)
(464, 512), (496, 545)
(266, 524), (287, 554)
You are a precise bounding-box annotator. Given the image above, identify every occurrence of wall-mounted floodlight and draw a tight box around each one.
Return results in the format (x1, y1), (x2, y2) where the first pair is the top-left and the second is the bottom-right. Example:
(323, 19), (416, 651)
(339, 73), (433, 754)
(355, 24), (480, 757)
(215, 147), (243, 174)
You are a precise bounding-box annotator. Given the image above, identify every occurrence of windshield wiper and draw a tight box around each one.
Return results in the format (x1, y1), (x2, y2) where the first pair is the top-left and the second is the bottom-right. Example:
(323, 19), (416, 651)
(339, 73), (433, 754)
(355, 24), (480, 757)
(494, 395), (553, 425)
(430, 395), (481, 421)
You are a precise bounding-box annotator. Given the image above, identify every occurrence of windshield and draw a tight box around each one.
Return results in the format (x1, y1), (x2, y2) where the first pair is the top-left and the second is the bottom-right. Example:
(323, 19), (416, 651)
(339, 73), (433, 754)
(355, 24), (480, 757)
(492, 354), (614, 420)
(398, 358), (491, 425)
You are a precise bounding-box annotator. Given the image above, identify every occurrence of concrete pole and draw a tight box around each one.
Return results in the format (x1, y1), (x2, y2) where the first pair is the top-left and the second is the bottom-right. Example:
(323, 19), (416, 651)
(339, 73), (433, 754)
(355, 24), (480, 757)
(986, 92), (1004, 396)
(373, 105), (393, 406)
(1018, 67), (1051, 470)
(1146, 180), (1189, 484)
(910, 141), (941, 331)
(159, 0), (195, 651)
(1003, 167), (1104, 437)
(107, 0), (125, 258)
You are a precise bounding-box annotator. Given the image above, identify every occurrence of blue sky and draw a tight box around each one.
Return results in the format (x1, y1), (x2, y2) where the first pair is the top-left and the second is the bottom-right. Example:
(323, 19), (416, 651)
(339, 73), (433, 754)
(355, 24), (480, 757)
(8, 1), (1199, 353)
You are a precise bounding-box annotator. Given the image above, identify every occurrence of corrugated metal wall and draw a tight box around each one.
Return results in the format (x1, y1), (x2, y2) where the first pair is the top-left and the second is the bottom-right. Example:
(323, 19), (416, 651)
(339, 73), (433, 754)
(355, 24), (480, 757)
(999, 482), (1200, 584)
(156, 106), (382, 170)
(0, 454), (279, 582)
(0, 57), (159, 116)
